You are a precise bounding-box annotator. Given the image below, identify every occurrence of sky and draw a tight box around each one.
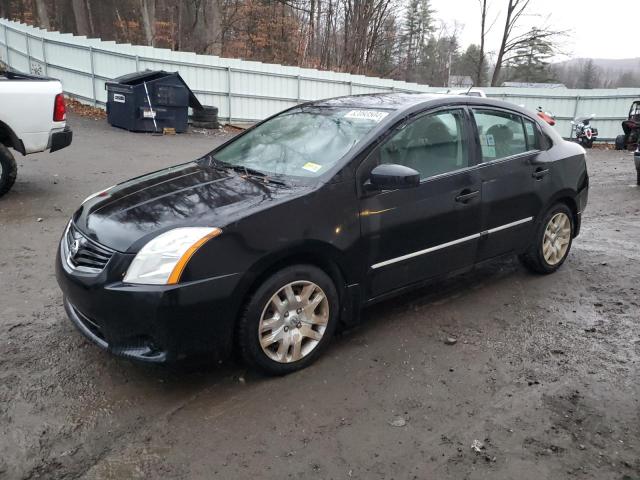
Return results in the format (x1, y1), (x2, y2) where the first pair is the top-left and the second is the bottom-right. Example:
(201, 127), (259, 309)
(428, 0), (638, 60)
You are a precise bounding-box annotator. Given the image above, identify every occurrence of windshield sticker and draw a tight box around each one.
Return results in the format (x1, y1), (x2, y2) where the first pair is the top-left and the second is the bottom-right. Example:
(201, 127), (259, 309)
(302, 162), (322, 173)
(344, 110), (389, 123)
(485, 134), (495, 146)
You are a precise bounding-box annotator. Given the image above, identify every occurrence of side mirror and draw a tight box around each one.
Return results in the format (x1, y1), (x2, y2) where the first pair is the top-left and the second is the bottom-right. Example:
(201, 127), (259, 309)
(369, 164), (420, 190)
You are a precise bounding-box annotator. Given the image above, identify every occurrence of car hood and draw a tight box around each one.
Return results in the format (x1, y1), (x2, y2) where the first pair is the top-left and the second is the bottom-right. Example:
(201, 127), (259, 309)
(74, 160), (303, 252)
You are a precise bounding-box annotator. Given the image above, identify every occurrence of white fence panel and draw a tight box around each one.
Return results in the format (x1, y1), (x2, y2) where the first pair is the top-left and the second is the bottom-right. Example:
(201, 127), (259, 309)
(2, 18), (639, 138)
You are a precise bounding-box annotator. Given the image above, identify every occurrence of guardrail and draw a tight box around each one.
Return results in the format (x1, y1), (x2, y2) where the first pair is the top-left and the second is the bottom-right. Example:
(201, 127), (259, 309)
(2, 18), (638, 139)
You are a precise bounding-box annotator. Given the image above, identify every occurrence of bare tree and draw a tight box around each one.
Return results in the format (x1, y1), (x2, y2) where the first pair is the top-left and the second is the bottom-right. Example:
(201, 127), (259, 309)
(491, 0), (529, 86)
(33, 0), (51, 30)
(490, 0), (564, 86)
(139, 0), (156, 46)
(476, 0), (491, 86)
(71, 0), (91, 36)
(178, 0), (221, 54)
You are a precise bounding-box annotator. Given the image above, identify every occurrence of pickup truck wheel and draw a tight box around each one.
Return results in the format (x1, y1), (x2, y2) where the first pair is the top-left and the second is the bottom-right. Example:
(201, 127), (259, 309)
(519, 204), (574, 274)
(0, 144), (18, 198)
(237, 264), (339, 375)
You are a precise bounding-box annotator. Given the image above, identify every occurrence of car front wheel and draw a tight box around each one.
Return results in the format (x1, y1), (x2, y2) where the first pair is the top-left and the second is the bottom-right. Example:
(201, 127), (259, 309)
(519, 204), (574, 274)
(0, 144), (18, 198)
(237, 264), (339, 375)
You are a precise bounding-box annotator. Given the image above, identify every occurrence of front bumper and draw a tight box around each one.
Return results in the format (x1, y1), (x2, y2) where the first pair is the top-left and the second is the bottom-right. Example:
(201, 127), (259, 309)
(56, 236), (242, 363)
(50, 126), (73, 153)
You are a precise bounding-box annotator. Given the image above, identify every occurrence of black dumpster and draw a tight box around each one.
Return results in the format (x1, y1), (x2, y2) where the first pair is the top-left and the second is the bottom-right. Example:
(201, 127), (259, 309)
(105, 70), (202, 133)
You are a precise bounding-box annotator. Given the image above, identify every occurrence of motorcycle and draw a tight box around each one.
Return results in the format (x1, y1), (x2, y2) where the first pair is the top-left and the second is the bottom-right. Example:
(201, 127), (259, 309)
(571, 114), (598, 148)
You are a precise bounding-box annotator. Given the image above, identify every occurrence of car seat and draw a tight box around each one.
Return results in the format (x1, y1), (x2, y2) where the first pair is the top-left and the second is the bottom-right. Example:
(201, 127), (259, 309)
(404, 118), (457, 178)
(486, 124), (514, 159)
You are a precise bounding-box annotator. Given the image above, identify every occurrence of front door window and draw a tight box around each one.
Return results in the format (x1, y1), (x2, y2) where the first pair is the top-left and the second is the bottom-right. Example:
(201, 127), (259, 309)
(378, 109), (469, 179)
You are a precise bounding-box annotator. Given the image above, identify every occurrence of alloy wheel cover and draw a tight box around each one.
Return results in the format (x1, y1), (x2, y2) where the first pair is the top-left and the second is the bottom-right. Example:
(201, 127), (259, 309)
(258, 280), (329, 363)
(542, 212), (571, 266)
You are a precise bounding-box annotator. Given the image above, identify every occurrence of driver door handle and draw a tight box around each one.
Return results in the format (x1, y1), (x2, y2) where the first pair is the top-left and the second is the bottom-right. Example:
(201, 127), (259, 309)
(455, 190), (480, 203)
(532, 168), (550, 180)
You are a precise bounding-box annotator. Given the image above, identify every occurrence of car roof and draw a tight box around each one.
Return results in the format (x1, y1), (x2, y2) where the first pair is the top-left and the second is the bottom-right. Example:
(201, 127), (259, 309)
(305, 92), (566, 150)
(304, 92), (533, 118)
(306, 92), (447, 110)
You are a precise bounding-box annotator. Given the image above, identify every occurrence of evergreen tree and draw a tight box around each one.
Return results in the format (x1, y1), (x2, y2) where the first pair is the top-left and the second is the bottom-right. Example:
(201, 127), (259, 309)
(453, 44), (486, 85)
(399, 0), (433, 82)
(504, 28), (556, 83)
(420, 32), (460, 86)
(578, 59), (601, 89)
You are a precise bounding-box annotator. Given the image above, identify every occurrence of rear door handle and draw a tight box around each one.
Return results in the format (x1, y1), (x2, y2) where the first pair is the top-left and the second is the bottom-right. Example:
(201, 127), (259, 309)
(532, 168), (550, 180)
(455, 190), (480, 203)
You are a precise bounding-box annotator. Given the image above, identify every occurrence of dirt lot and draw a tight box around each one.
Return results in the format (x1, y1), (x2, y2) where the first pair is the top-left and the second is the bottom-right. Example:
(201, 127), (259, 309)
(1, 114), (639, 480)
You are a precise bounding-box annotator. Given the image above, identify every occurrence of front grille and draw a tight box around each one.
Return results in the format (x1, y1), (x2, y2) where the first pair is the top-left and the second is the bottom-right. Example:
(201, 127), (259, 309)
(65, 223), (114, 273)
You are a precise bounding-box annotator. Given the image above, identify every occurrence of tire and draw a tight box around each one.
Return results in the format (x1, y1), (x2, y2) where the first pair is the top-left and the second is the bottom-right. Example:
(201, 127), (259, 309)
(615, 134), (626, 151)
(237, 264), (339, 375)
(192, 106), (219, 122)
(519, 203), (574, 274)
(191, 106), (220, 129)
(0, 144), (18, 198)
(579, 137), (593, 148)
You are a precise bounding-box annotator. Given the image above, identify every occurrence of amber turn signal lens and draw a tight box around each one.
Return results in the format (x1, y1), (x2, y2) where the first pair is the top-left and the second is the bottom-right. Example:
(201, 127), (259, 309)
(167, 228), (222, 284)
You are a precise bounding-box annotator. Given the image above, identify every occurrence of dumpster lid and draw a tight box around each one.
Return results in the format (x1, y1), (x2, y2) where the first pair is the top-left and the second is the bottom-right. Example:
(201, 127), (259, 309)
(105, 70), (203, 109)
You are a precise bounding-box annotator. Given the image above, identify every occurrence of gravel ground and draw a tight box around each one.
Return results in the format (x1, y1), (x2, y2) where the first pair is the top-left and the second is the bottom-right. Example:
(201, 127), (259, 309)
(0, 114), (639, 480)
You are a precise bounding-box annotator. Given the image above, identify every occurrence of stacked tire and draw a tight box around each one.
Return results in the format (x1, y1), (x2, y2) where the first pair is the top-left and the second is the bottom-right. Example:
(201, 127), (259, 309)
(191, 106), (220, 129)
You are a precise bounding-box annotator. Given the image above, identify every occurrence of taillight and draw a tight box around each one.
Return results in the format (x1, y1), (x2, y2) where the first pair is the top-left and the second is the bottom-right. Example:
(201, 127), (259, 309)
(53, 93), (66, 122)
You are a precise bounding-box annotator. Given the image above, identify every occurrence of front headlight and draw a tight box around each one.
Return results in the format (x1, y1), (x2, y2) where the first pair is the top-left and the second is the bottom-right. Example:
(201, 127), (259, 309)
(123, 227), (222, 285)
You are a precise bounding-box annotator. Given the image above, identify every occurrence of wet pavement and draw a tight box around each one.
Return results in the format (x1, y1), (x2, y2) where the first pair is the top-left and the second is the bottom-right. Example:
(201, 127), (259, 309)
(1, 115), (639, 479)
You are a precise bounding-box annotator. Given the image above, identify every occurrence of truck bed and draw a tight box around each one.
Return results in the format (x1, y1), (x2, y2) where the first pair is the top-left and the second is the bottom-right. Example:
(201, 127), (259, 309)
(0, 69), (53, 81)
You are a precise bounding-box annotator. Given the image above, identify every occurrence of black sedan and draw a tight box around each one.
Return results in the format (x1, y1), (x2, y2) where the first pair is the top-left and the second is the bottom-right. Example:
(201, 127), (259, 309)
(56, 93), (589, 375)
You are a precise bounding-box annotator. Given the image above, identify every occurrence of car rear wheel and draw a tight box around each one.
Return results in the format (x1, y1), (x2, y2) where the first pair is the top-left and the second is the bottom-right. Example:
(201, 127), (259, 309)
(0, 144), (18, 198)
(237, 264), (339, 375)
(519, 204), (574, 274)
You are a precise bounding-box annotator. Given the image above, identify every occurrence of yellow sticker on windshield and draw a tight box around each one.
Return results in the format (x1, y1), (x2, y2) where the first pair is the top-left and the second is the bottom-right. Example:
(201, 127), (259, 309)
(302, 162), (322, 173)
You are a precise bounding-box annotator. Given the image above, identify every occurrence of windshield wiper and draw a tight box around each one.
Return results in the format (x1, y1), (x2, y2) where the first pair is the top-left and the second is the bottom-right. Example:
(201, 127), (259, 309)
(207, 157), (288, 187)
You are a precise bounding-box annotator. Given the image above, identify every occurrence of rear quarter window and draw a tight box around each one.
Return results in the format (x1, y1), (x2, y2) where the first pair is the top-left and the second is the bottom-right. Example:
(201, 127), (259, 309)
(523, 118), (541, 150)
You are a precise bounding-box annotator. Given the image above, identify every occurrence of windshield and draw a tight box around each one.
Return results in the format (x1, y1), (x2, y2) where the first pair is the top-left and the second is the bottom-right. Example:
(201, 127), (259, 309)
(212, 107), (388, 178)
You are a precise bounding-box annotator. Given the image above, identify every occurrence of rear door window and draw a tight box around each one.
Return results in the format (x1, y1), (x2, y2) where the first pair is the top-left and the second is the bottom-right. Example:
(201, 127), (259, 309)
(473, 109), (528, 162)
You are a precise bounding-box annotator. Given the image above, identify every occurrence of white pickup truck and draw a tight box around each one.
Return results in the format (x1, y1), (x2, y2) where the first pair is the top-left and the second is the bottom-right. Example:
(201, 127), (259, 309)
(0, 69), (73, 197)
